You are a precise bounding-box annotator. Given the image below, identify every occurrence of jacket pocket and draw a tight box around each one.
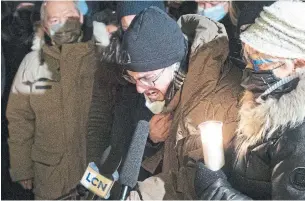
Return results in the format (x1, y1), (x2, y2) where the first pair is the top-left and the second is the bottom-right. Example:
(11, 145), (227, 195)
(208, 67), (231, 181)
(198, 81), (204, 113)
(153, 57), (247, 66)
(31, 145), (63, 166)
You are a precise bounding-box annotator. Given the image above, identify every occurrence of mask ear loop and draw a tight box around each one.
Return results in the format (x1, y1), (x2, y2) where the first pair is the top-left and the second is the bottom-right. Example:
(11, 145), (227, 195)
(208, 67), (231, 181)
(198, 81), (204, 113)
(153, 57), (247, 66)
(256, 66), (305, 104)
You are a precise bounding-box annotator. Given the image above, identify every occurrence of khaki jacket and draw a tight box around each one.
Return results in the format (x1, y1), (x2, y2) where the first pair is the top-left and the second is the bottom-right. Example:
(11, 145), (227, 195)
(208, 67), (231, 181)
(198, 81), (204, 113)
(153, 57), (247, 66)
(139, 15), (242, 200)
(7, 41), (97, 199)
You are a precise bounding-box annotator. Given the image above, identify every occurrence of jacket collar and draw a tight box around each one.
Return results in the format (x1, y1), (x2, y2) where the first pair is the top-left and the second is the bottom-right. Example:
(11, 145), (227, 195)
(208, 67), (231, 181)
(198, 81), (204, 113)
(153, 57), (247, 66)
(41, 41), (94, 60)
(177, 14), (228, 59)
(31, 21), (107, 56)
(175, 14), (230, 109)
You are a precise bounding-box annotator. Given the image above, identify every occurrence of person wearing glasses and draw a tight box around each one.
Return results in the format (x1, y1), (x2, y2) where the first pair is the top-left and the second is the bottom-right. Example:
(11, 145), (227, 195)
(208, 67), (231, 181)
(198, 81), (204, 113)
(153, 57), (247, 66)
(193, 1), (305, 200)
(118, 6), (243, 200)
(87, 1), (166, 183)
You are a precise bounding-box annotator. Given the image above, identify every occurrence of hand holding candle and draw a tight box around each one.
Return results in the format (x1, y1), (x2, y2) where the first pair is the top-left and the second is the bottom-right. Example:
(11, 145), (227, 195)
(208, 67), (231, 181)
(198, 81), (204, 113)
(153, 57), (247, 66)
(198, 121), (225, 171)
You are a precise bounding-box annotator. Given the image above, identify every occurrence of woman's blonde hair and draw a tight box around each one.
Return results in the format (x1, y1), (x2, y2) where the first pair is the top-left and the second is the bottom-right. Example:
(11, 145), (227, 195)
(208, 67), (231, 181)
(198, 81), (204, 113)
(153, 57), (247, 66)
(228, 1), (240, 27)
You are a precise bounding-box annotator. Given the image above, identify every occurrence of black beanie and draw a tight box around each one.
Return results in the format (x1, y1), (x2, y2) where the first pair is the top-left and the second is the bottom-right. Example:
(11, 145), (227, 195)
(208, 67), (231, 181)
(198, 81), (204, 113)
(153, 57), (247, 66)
(121, 6), (187, 72)
(237, 1), (274, 34)
(116, 1), (166, 20)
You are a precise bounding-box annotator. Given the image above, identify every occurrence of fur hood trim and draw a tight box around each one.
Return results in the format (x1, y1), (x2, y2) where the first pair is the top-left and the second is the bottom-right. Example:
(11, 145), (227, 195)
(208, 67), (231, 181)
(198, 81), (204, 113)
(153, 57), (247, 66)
(236, 73), (305, 146)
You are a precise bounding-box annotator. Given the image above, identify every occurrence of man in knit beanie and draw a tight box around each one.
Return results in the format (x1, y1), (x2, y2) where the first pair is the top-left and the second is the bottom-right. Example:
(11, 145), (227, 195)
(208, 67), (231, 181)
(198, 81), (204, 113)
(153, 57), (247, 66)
(88, 1), (167, 184)
(120, 6), (243, 199)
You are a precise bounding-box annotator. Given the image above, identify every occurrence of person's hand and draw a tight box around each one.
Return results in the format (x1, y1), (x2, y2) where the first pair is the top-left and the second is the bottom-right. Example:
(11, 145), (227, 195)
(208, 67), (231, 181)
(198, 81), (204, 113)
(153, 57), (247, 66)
(121, 15), (136, 31)
(149, 113), (172, 143)
(19, 178), (33, 190)
(106, 24), (118, 36)
(194, 162), (226, 198)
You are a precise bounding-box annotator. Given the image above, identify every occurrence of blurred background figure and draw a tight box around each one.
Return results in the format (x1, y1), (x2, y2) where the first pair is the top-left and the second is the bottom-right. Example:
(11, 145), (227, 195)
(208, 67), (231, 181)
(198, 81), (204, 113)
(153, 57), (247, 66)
(195, 1), (244, 69)
(167, 1), (245, 69)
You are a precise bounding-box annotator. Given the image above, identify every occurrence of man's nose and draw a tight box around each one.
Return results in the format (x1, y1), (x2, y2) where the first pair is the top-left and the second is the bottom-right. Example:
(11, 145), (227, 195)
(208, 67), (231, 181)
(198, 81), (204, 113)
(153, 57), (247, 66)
(59, 17), (67, 25)
(136, 83), (147, 94)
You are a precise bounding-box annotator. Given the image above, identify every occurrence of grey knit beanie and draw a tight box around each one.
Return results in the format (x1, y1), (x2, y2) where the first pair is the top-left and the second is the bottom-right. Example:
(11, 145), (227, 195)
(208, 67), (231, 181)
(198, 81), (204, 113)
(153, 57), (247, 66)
(121, 6), (187, 72)
(240, 1), (305, 59)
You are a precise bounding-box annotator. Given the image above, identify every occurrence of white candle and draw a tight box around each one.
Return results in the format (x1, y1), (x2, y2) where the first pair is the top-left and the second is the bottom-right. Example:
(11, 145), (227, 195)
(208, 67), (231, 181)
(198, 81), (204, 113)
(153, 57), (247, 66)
(198, 121), (225, 171)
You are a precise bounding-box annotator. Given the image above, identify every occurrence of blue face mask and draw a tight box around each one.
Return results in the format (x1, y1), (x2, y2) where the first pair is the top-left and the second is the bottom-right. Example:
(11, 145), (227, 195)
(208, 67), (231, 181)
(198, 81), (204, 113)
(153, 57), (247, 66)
(197, 4), (227, 22)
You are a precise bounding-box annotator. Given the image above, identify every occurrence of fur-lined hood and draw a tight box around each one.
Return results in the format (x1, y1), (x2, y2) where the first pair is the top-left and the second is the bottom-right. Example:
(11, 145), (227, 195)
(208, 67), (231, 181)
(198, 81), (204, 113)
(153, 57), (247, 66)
(237, 73), (305, 146)
(31, 21), (110, 51)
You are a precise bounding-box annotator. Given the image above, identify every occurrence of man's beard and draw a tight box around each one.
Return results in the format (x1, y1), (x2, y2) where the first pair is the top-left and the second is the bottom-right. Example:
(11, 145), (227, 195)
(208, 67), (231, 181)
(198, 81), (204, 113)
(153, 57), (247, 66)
(144, 93), (166, 114)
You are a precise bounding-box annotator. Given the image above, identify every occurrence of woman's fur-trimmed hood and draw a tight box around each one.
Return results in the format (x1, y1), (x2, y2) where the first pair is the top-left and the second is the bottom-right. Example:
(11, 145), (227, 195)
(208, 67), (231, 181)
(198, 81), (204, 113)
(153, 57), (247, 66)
(236, 74), (305, 146)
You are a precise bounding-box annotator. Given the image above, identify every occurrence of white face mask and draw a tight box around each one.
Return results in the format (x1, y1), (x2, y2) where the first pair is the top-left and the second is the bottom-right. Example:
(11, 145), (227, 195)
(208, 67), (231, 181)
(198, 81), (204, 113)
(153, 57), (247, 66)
(144, 94), (165, 114)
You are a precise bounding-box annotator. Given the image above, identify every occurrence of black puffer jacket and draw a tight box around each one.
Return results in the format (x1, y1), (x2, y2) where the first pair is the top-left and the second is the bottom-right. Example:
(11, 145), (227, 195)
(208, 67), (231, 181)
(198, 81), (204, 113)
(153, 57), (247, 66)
(199, 123), (305, 200)
(198, 78), (305, 200)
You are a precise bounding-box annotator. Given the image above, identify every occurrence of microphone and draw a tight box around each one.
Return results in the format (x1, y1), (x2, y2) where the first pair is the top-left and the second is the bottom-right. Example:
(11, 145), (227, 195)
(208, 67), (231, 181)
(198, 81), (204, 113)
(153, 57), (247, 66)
(119, 120), (150, 200)
(80, 145), (121, 199)
(98, 145), (122, 176)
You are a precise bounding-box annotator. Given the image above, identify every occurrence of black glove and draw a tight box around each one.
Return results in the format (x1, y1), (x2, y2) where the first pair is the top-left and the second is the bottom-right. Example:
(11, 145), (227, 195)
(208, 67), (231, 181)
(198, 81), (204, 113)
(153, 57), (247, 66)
(194, 162), (227, 198)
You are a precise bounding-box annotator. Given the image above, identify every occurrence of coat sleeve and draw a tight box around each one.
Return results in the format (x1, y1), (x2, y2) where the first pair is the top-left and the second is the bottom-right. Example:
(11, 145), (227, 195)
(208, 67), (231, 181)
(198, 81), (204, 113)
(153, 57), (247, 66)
(6, 53), (35, 182)
(201, 125), (305, 200)
(199, 179), (251, 200)
(270, 126), (305, 199)
(86, 64), (117, 164)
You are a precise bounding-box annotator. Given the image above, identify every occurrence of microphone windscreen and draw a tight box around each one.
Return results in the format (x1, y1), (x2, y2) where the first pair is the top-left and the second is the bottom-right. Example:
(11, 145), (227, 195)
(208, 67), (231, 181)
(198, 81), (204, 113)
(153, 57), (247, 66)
(119, 120), (149, 188)
(98, 145), (122, 175)
(99, 145), (111, 167)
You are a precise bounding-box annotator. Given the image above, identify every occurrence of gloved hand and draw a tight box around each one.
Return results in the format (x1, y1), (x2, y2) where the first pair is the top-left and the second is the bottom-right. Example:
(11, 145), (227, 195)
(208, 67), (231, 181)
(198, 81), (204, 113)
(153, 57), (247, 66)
(194, 161), (227, 198)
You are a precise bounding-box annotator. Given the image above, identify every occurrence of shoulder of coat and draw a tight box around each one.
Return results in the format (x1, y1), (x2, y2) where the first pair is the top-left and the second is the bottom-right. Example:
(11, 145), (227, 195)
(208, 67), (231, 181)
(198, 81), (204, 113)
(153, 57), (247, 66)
(20, 50), (48, 82)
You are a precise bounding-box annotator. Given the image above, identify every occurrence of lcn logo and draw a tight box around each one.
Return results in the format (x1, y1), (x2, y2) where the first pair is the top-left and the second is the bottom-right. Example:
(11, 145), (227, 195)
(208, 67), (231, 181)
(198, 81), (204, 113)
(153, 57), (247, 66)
(85, 172), (109, 191)
(80, 165), (114, 198)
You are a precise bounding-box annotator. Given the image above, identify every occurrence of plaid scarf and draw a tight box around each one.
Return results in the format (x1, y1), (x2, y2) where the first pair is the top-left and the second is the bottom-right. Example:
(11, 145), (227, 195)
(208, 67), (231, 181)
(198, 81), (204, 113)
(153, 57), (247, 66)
(165, 48), (189, 104)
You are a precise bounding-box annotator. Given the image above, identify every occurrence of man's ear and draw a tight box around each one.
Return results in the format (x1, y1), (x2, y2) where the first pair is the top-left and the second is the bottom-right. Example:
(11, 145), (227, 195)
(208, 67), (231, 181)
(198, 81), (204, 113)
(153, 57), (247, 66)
(42, 23), (49, 35)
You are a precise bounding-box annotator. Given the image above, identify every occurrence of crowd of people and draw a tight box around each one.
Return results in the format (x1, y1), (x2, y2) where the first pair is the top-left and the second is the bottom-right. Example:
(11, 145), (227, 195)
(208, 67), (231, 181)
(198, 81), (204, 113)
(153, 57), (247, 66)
(1, 0), (305, 200)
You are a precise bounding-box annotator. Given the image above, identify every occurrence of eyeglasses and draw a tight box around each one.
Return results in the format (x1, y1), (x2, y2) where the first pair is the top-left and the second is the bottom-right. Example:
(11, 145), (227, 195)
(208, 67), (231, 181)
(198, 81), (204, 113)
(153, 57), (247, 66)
(251, 59), (287, 72)
(243, 54), (287, 72)
(122, 68), (166, 87)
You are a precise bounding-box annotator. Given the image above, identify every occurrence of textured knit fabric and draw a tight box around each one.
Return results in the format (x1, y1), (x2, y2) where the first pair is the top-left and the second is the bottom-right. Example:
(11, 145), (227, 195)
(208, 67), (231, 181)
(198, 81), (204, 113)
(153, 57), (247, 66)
(240, 1), (305, 59)
(121, 6), (187, 72)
